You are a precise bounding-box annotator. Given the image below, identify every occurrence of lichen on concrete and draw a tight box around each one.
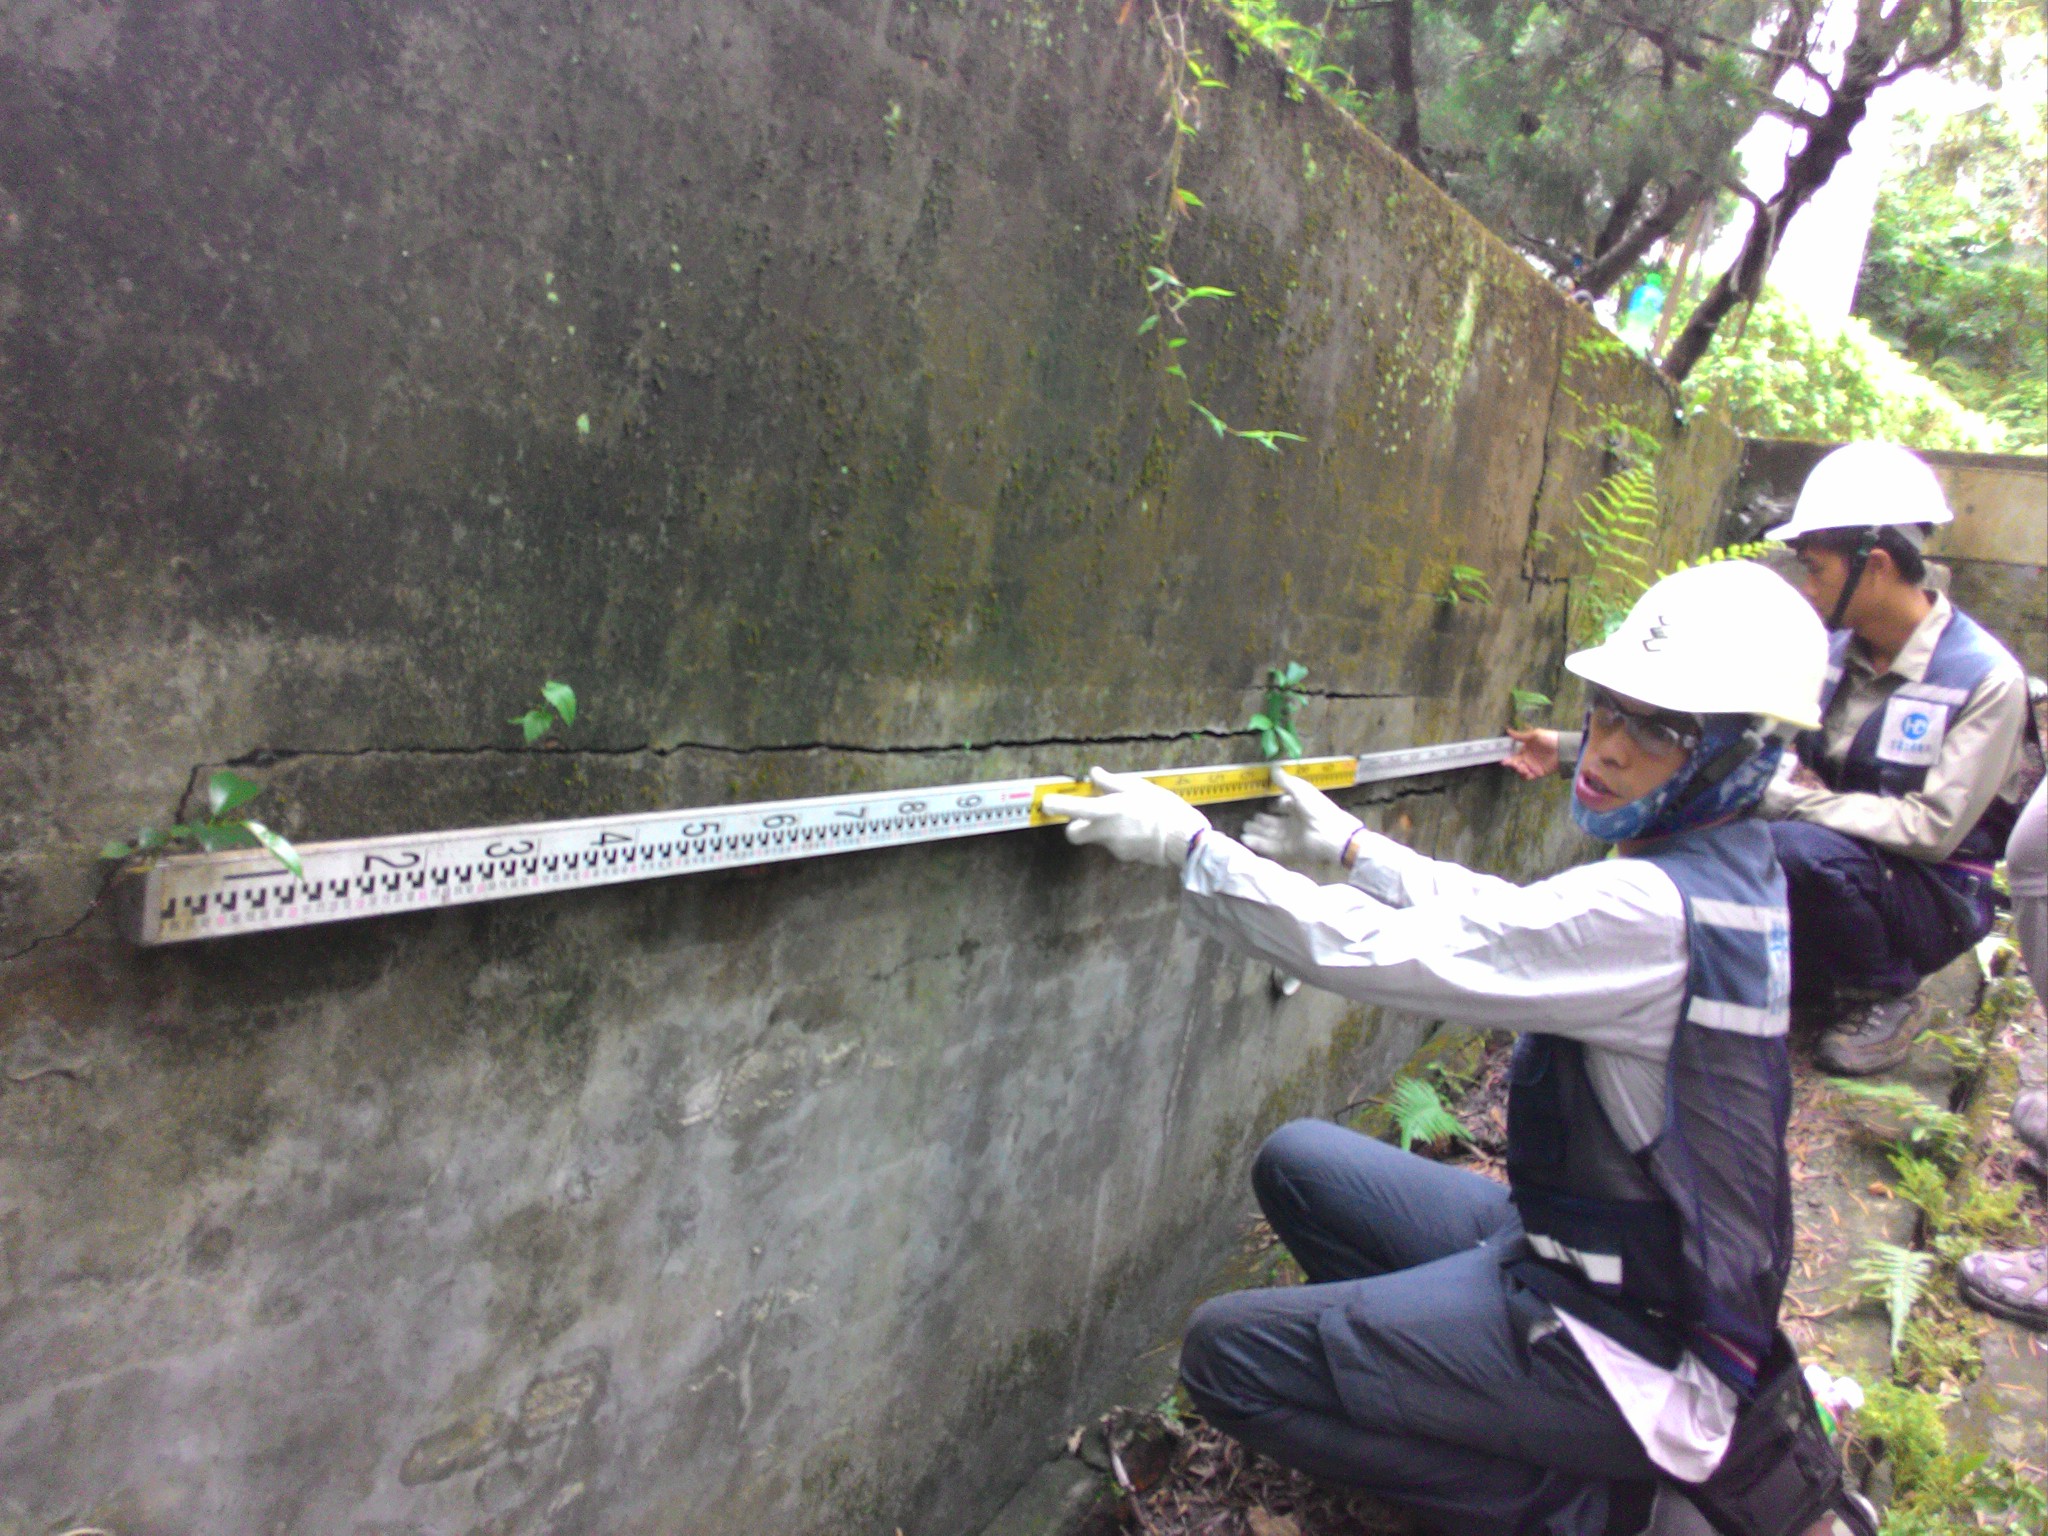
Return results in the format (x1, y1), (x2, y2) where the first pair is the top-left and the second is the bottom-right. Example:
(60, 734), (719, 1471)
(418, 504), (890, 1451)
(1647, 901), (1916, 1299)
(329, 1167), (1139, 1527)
(2, 1), (1744, 1532)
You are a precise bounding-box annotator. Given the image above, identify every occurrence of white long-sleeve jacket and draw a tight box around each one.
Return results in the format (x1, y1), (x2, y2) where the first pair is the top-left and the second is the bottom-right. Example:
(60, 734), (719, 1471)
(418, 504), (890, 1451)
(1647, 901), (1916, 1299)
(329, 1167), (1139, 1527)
(1178, 827), (1740, 1480)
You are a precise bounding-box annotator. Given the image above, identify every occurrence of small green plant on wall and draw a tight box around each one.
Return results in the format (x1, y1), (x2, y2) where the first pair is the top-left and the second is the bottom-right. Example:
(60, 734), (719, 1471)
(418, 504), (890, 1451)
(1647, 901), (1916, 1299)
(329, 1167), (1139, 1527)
(1570, 432), (1663, 642)
(1248, 662), (1309, 759)
(511, 680), (578, 745)
(1510, 688), (1552, 724)
(99, 769), (304, 878)
(1436, 563), (1493, 607)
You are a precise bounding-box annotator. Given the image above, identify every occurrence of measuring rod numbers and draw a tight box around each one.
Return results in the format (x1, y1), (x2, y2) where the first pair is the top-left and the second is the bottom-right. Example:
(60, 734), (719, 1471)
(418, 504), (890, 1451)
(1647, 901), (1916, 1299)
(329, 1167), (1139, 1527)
(117, 740), (1508, 946)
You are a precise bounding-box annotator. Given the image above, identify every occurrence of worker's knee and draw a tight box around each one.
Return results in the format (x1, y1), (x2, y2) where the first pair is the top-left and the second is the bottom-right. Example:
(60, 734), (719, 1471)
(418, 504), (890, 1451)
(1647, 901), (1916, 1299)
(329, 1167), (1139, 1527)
(1177, 1294), (1253, 1422)
(1177, 1296), (1227, 1394)
(1171, 1294), (1277, 1425)
(1767, 820), (1868, 890)
(1250, 1117), (1344, 1208)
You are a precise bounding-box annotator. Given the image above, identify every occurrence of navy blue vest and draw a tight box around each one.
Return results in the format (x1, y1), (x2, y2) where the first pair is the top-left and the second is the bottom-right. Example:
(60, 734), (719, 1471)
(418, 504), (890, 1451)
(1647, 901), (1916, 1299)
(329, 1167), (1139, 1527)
(1507, 820), (1793, 1395)
(1797, 606), (2029, 867)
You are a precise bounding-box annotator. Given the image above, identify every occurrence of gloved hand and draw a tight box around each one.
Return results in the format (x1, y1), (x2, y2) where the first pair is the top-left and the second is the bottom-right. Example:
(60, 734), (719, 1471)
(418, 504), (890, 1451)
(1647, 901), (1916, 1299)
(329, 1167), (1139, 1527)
(1242, 768), (1363, 867)
(1040, 767), (1211, 869)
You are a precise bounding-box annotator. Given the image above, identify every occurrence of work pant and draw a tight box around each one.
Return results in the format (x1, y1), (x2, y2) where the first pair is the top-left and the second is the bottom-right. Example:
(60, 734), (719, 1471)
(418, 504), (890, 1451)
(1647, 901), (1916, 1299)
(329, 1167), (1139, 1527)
(1179, 1120), (1655, 1536)
(1768, 821), (1996, 1005)
(2008, 781), (2047, 992)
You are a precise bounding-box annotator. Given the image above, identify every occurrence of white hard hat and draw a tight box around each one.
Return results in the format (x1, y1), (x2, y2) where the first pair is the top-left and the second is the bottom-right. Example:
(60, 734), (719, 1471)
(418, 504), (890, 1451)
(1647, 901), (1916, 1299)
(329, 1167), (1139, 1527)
(1764, 441), (1952, 544)
(1565, 561), (1828, 730)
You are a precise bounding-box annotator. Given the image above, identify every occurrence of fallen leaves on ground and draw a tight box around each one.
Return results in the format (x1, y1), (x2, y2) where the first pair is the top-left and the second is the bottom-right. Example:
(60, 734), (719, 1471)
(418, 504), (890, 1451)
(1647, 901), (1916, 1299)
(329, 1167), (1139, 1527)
(1105, 1411), (1419, 1536)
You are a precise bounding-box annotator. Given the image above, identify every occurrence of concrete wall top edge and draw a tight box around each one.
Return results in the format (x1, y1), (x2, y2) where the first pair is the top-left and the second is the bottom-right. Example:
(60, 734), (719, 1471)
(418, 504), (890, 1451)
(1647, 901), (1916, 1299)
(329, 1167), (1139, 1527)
(2, 3), (1729, 1532)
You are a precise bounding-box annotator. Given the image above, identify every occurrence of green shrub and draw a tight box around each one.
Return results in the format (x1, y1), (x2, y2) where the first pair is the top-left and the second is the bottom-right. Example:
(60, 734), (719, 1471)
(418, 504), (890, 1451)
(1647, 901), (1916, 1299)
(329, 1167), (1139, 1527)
(1857, 1380), (2048, 1531)
(1680, 290), (2009, 452)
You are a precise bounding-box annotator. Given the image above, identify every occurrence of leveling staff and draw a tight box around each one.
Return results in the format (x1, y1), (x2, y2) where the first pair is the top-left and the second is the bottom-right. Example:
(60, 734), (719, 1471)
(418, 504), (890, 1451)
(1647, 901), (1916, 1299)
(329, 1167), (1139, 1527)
(1044, 563), (1874, 1536)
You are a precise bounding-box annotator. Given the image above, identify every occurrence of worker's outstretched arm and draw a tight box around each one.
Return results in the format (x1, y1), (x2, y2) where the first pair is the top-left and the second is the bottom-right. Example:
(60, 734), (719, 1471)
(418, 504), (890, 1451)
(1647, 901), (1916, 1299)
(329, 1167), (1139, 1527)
(1180, 831), (1686, 1054)
(1244, 768), (1520, 909)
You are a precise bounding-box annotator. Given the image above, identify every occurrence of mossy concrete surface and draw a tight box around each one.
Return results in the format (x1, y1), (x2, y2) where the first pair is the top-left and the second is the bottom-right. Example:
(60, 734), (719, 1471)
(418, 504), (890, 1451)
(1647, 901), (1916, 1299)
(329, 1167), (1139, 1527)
(5, 2), (1732, 1531)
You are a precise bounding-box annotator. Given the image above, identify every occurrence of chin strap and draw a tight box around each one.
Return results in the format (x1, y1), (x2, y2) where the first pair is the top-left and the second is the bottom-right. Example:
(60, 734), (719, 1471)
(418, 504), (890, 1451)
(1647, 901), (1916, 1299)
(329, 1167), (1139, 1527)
(1826, 530), (1878, 630)
(1668, 726), (1764, 816)
(1666, 717), (1795, 820)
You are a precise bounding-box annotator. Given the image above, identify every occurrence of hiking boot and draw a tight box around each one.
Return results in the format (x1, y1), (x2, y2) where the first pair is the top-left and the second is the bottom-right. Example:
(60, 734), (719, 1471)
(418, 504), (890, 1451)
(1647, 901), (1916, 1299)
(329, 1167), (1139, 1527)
(1814, 990), (1928, 1076)
(2011, 1088), (2047, 1160)
(1956, 1245), (2048, 1331)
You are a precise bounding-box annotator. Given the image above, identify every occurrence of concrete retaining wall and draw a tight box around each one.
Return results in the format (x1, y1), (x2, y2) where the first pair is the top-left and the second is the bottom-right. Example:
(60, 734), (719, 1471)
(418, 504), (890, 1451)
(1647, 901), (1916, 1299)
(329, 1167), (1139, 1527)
(0, 3), (1739, 1532)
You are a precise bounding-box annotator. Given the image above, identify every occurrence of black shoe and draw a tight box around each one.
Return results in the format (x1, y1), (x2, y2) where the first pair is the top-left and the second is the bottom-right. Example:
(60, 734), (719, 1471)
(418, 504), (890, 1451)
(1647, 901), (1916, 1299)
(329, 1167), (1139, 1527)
(1814, 990), (1927, 1076)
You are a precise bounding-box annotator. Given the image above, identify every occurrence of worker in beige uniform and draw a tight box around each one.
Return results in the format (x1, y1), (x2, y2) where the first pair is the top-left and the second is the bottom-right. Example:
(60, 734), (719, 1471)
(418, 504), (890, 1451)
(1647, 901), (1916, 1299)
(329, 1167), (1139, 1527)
(1508, 443), (2038, 1077)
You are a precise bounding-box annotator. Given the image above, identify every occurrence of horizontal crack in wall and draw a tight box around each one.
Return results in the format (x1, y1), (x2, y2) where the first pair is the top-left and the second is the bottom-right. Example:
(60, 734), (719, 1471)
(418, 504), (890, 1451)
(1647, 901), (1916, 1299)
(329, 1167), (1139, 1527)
(219, 694), (1415, 769)
(223, 724), (1266, 767)
(1, 874), (118, 967)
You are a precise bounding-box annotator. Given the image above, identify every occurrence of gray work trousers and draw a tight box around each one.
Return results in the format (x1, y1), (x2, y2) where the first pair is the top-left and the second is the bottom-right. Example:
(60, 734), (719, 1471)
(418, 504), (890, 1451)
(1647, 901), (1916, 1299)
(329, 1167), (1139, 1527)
(2009, 780), (2047, 994)
(1179, 1119), (1657, 1536)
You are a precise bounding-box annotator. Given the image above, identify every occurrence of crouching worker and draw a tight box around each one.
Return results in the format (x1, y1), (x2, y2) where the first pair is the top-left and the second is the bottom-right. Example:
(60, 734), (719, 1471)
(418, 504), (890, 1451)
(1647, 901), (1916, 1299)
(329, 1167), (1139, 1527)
(1043, 563), (1874, 1536)
(1759, 443), (2036, 1073)
(1507, 445), (2037, 1077)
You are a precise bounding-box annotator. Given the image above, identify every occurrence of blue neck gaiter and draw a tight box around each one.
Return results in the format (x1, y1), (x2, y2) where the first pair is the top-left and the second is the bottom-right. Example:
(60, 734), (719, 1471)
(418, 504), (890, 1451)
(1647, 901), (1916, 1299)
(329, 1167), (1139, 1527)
(1570, 713), (1785, 844)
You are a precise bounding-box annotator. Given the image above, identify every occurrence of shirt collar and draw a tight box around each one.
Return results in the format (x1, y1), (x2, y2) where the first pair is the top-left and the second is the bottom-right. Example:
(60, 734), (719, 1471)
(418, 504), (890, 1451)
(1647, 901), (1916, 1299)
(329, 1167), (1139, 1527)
(1848, 591), (1951, 682)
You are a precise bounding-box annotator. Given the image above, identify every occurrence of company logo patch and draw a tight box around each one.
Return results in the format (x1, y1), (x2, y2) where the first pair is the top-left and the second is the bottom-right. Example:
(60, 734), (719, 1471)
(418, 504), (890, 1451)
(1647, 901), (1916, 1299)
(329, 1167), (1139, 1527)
(1876, 695), (1947, 768)
(1641, 616), (1671, 652)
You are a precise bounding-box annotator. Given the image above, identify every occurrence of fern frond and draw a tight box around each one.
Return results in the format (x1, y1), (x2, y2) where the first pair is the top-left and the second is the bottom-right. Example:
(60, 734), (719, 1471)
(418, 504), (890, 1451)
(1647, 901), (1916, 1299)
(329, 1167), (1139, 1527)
(1570, 441), (1667, 643)
(1386, 1077), (1468, 1152)
(1886, 1150), (1951, 1227)
(1827, 1078), (1927, 1109)
(1853, 1239), (1934, 1359)
(1826, 1078), (1969, 1165)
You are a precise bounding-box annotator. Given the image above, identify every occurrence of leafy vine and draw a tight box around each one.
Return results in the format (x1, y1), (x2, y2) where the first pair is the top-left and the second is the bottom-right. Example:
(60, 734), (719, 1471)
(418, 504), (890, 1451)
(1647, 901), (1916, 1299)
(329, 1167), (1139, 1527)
(1135, 0), (1303, 453)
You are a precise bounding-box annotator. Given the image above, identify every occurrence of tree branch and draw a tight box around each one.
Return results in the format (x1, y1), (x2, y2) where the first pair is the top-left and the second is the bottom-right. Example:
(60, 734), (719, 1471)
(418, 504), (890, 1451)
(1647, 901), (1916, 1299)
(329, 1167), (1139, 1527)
(1592, 178), (1649, 261)
(1757, 97), (1833, 133)
(1662, 25), (1893, 380)
(1383, 0), (1427, 171)
(1546, 0), (1710, 69)
(1577, 173), (1709, 298)
(1876, 0), (1965, 85)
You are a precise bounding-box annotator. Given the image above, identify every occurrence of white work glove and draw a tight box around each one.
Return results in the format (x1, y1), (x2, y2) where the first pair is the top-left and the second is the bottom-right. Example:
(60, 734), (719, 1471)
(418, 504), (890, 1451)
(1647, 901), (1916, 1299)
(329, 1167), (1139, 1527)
(1040, 767), (1211, 869)
(1241, 768), (1363, 868)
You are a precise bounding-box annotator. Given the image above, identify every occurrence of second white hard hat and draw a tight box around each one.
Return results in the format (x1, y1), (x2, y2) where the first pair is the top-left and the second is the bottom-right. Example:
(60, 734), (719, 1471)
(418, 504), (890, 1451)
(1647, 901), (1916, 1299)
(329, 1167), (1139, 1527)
(1565, 560), (1828, 730)
(1765, 441), (1952, 545)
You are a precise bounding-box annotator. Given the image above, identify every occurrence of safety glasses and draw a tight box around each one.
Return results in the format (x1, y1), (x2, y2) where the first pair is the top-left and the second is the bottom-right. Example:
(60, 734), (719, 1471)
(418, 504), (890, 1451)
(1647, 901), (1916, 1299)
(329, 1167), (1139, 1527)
(1587, 689), (1701, 760)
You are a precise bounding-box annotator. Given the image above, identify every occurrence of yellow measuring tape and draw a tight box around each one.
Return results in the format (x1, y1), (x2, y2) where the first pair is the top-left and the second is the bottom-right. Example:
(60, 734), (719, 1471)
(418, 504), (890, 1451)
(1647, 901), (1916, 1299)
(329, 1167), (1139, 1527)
(1027, 756), (1360, 826)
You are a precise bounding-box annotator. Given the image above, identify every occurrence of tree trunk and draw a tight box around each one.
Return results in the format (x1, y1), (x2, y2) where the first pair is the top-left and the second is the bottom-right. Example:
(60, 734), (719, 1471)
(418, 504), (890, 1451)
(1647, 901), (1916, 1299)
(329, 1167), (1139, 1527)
(1386, 0), (1426, 170)
(1661, 86), (1871, 381)
(1577, 173), (1708, 300)
(1661, 0), (1965, 381)
(1592, 179), (1648, 261)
